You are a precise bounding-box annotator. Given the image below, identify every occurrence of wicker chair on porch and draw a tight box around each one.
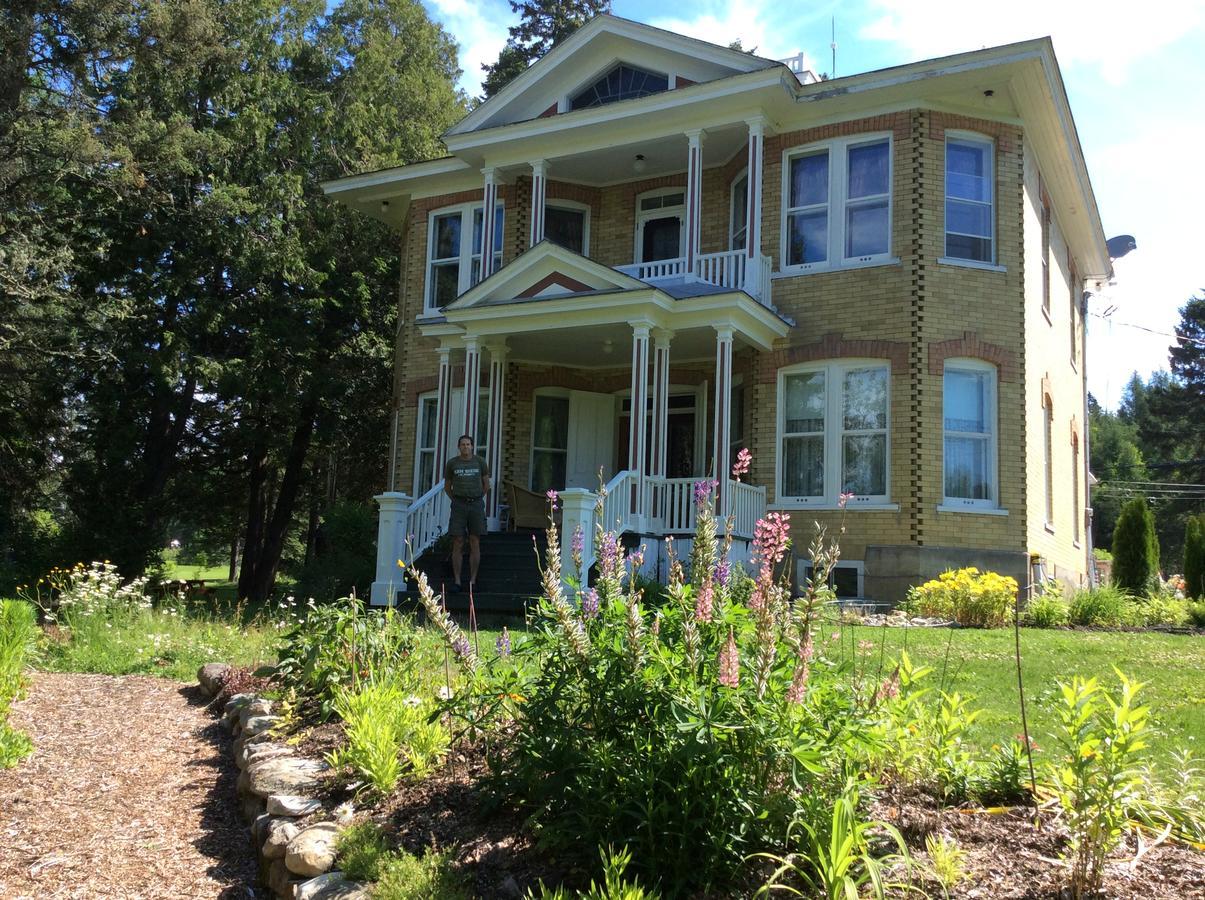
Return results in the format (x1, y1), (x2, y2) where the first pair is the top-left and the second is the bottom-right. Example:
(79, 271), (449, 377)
(505, 481), (561, 531)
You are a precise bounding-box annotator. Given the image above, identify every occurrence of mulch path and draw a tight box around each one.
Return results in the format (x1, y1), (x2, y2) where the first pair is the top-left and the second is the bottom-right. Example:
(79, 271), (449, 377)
(0, 672), (259, 900)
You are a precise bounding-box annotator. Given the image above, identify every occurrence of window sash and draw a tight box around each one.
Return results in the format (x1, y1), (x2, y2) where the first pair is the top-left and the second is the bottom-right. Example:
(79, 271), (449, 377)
(944, 136), (994, 263)
(426, 203), (504, 311)
(779, 363), (889, 504)
(942, 364), (997, 506)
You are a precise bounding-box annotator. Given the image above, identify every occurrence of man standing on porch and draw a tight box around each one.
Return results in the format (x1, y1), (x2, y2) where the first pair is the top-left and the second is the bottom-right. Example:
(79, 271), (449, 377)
(444, 435), (490, 592)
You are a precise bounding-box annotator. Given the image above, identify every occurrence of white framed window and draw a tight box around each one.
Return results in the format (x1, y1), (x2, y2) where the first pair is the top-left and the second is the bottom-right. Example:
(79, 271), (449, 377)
(944, 134), (994, 263)
(425, 202), (504, 312)
(942, 360), (998, 509)
(413, 389), (489, 496)
(781, 134), (892, 273)
(777, 360), (890, 506)
(1071, 432), (1081, 544)
(634, 188), (685, 263)
(730, 169), (749, 251)
(545, 200), (590, 255)
(530, 392), (570, 493)
(1043, 397), (1054, 528)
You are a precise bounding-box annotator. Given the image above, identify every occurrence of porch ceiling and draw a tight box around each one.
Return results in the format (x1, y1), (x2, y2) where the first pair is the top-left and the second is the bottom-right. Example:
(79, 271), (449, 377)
(504, 319), (729, 368)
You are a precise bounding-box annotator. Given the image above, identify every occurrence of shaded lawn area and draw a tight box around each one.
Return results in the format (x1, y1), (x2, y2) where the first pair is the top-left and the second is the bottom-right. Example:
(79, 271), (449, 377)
(823, 621), (1204, 767)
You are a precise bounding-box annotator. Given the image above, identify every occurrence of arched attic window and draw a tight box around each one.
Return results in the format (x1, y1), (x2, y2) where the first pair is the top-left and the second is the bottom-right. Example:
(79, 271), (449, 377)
(570, 64), (669, 110)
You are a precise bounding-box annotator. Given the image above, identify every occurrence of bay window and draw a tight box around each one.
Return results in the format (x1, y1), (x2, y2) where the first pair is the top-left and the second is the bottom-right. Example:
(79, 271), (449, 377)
(425, 203), (504, 312)
(942, 360), (998, 508)
(778, 361), (890, 505)
(944, 134), (994, 263)
(782, 135), (892, 271)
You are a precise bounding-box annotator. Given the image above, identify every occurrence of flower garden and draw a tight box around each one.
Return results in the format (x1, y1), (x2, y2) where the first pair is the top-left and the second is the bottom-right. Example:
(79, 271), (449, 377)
(3, 464), (1204, 898)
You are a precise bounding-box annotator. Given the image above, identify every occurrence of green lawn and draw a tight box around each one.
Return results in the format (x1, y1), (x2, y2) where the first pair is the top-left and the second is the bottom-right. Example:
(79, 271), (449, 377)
(823, 621), (1204, 766)
(161, 561), (231, 582)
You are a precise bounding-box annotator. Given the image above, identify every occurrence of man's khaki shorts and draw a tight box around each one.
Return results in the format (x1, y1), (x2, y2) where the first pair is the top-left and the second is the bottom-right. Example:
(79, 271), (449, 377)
(448, 496), (487, 536)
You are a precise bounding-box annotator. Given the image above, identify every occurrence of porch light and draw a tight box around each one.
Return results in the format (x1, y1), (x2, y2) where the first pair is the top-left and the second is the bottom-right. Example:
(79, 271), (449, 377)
(632, 154), (647, 174)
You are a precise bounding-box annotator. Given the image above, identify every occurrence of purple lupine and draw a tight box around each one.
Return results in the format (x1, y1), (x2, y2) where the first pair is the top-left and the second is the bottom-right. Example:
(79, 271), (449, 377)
(693, 478), (718, 508)
(627, 544), (645, 572)
(451, 636), (472, 659)
(581, 587), (600, 620)
(571, 524), (584, 557)
(495, 627), (512, 657)
(717, 629), (740, 688)
(546, 489), (559, 510)
(713, 559), (731, 588)
(598, 532), (622, 581)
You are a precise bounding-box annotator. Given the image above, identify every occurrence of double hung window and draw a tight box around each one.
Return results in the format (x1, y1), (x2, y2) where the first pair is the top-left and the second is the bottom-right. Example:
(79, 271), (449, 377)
(942, 361), (998, 508)
(531, 394), (569, 493)
(778, 361), (890, 505)
(944, 135), (995, 263)
(413, 390), (489, 496)
(782, 135), (891, 271)
(426, 203), (504, 312)
(545, 203), (589, 255)
(730, 172), (749, 250)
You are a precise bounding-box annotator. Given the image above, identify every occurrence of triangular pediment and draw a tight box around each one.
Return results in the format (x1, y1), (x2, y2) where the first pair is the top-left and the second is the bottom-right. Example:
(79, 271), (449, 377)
(448, 15), (778, 136)
(445, 242), (646, 312)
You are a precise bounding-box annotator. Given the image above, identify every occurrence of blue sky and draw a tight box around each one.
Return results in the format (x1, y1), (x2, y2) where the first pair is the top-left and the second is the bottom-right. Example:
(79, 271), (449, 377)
(423, 0), (1205, 409)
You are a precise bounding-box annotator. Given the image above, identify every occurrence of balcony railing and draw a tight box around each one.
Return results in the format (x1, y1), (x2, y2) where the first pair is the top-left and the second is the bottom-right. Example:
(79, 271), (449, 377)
(616, 248), (773, 306)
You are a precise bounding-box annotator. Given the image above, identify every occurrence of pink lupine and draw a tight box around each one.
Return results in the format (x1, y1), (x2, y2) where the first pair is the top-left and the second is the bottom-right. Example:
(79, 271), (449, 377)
(753, 512), (792, 571)
(717, 629), (740, 688)
(694, 577), (714, 622)
(545, 489), (559, 510)
(785, 632), (814, 704)
(838, 491), (856, 510)
(731, 447), (752, 479)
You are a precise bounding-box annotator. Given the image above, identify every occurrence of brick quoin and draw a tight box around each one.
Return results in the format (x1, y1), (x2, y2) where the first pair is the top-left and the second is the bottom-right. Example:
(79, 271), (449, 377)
(927, 331), (1019, 382)
(755, 333), (909, 382)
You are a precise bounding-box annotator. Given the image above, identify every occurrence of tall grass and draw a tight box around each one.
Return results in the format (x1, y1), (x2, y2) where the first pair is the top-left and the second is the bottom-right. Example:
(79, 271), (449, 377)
(0, 599), (37, 766)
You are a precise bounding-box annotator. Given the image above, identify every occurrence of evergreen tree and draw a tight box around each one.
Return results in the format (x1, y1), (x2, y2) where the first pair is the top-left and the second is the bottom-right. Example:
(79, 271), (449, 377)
(1111, 497), (1158, 595)
(481, 0), (610, 98)
(1185, 514), (1205, 599)
(1088, 393), (1148, 551)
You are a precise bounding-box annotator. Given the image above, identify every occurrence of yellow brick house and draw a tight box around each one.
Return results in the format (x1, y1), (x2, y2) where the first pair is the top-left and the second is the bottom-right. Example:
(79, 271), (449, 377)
(323, 15), (1110, 606)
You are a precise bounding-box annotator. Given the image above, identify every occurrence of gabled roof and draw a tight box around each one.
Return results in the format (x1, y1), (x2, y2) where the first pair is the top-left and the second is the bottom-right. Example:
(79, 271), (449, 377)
(448, 14), (780, 136)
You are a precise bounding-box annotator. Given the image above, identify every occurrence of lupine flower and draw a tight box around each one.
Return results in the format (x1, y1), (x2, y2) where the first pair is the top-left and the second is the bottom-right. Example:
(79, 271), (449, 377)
(731, 447), (752, 479)
(495, 627), (511, 657)
(717, 629), (740, 688)
(546, 489), (559, 509)
(693, 478), (718, 508)
(598, 531), (623, 582)
(694, 577), (714, 622)
(651, 611), (662, 637)
(581, 588), (600, 620)
(451, 636), (472, 659)
(873, 666), (900, 706)
(571, 524), (584, 561)
(628, 544), (645, 572)
(838, 491), (856, 510)
(753, 512), (792, 570)
(713, 559), (731, 587)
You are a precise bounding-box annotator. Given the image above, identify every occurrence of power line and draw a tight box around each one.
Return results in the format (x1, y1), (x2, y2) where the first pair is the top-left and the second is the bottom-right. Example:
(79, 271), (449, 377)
(1089, 312), (1205, 348)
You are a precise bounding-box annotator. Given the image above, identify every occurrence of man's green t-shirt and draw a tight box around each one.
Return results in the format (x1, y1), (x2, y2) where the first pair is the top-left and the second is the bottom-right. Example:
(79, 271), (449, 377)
(444, 455), (489, 500)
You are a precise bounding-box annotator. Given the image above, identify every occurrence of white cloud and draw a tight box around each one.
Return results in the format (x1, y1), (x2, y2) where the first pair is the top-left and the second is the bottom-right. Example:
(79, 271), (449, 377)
(426, 0), (513, 96)
(858, 0), (1204, 85)
(646, 0), (821, 71)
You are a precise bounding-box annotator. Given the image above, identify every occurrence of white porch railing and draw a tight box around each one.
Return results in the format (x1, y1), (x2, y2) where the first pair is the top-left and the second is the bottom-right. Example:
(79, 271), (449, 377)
(615, 249), (773, 306)
(728, 480), (766, 540)
(370, 481), (448, 606)
(649, 477), (697, 534)
(407, 480), (449, 560)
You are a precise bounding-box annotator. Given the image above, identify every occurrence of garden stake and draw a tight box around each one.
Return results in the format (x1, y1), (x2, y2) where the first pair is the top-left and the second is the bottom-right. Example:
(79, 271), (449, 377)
(1013, 592), (1040, 828)
(441, 582), (451, 696)
(469, 586), (479, 658)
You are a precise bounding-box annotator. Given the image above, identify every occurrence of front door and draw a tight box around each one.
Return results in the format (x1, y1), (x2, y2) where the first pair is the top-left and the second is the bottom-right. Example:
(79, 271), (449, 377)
(530, 390), (616, 492)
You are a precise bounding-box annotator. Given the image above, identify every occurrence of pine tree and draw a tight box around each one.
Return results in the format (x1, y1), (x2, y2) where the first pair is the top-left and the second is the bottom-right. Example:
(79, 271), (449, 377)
(1111, 497), (1158, 595)
(481, 0), (610, 98)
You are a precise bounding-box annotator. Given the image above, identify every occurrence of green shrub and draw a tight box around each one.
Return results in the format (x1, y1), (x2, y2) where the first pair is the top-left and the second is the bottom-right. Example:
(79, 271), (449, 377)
(1067, 585), (1138, 627)
(0, 599), (37, 768)
(373, 847), (468, 900)
(1111, 498), (1159, 595)
(1189, 600), (1205, 628)
(1135, 593), (1189, 627)
(336, 822), (390, 882)
(294, 501), (378, 601)
(1022, 582), (1069, 627)
(1184, 515), (1205, 599)
(527, 846), (660, 899)
(905, 568), (1018, 627)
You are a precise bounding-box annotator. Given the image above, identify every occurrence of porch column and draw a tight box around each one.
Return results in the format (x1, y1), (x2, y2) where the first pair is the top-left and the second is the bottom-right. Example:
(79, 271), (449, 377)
(433, 345), (453, 477)
(462, 336), (482, 442)
(484, 341), (508, 525)
(529, 159), (547, 247)
(650, 329), (673, 479)
(371, 491), (411, 606)
(684, 129), (705, 275)
(744, 118), (765, 263)
(479, 167), (498, 281)
(628, 322), (652, 520)
(712, 326), (734, 515)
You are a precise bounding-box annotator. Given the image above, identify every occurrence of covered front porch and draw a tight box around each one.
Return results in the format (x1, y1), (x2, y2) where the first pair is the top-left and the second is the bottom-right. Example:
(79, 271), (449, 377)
(370, 243), (789, 605)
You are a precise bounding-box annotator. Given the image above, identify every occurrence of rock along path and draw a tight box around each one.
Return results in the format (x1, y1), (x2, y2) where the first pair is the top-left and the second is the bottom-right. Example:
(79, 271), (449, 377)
(0, 672), (258, 899)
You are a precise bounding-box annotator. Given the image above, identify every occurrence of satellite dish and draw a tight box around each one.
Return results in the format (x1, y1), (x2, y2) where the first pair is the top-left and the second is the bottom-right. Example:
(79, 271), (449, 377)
(1106, 235), (1137, 260)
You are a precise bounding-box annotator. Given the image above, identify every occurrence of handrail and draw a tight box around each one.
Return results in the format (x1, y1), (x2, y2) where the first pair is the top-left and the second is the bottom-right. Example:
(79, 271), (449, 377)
(727, 479), (766, 540)
(407, 480), (449, 561)
(617, 250), (772, 305)
(615, 258), (687, 281)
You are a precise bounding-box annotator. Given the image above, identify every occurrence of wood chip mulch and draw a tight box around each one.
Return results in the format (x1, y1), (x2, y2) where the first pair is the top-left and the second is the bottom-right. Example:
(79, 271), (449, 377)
(0, 672), (259, 900)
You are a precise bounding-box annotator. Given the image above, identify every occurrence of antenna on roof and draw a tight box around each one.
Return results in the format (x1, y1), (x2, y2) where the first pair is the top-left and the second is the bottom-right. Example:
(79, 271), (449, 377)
(831, 17), (837, 77)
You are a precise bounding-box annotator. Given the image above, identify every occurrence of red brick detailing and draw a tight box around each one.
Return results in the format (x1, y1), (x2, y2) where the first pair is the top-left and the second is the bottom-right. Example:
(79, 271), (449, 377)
(546, 180), (603, 219)
(756, 333), (908, 382)
(1040, 373), (1053, 407)
(927, 331), (1019, 383)
(516, 271), (595, 298)
(928, 112), (1018, 156)
(412, 184), (514, 217)
(674, 76), (697, 89)
(767, 113), (911, 155)
(1069, 415), (1079, 443)
(406, 365), (466, 403)
(539, 102), (558, 118)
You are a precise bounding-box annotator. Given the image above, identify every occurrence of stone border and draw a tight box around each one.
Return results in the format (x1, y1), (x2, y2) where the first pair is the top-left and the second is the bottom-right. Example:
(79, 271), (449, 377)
(198, 664), (369, 900)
